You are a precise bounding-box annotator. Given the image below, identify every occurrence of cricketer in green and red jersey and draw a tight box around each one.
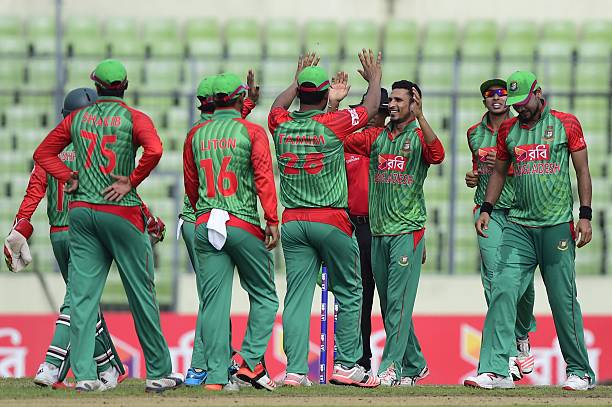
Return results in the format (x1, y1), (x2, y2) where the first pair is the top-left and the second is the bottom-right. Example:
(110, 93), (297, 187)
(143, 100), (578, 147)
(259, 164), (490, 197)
(268, 51), (382, 388)
(3, 88), (127, 390)
(183, 73), (279, 391)
(344, 80), (444, 386)
(181, 71), (258, 386)
(465, 78), (536, 380)
(465, 71), (595, 391)
(33, 59), (182, 393)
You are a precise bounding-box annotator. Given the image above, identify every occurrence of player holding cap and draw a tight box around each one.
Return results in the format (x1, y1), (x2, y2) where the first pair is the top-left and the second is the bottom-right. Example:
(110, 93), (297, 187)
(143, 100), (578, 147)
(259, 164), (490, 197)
(4, 88), (127, 390)
(465, 71), (595, 390)
(465, 78), (536, 380)
(268, 50), (382, 387)
(183, 72), (279, 391)
(33, 59), (182, 392)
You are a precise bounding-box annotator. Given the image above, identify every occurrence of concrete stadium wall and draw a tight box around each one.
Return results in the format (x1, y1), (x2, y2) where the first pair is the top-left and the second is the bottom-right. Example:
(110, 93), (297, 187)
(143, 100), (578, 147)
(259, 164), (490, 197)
(1, 273), (610, 315)
(2, 0), (611, 23)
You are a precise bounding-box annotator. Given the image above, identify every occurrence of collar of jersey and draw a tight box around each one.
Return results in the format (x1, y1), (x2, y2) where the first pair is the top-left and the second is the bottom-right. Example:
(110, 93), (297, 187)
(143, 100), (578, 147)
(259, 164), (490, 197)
(289, 109), (325, 119)
(385, 118), (417, 141)
(519, 100), (550, 130)
(212, 107), (241, 119)
(96, 96), (124, 103)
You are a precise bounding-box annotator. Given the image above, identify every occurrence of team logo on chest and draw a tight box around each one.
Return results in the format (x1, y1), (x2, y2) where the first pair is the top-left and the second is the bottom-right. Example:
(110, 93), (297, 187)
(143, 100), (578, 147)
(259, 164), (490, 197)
(400, 139), (411, 157)
(543, 125), (554, 142)
(378, 154), (407, 172)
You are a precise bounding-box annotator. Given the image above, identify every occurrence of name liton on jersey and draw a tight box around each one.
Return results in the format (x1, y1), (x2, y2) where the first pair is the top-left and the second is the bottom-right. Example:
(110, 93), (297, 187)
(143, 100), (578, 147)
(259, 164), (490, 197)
(514, 144), (550, 162)
(201, 138), (237, 151)
(278, 134), (326, 145)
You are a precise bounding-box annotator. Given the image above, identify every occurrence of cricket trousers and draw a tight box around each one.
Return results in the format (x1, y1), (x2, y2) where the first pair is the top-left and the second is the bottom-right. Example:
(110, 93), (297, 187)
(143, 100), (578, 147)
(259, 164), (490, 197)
(351, 215), (376, 371)
(281, 220), (363, 375)
(372, 232), (426, 379)
(478, 221), (595, 380)
(194, 223), (278, 385)
(68, 207), (172, 381)
(474, 208), (537, 346)
(46, 230), (122, 381)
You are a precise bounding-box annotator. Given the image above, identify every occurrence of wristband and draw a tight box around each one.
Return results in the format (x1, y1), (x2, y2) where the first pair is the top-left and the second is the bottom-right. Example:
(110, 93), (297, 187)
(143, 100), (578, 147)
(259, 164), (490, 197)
(480, 202), (493, 216)
(579, 206), (592, 221)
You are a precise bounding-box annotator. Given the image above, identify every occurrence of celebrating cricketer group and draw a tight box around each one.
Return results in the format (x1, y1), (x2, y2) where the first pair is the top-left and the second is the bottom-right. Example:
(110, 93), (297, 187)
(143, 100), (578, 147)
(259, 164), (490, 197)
(3, 48), (595, 392)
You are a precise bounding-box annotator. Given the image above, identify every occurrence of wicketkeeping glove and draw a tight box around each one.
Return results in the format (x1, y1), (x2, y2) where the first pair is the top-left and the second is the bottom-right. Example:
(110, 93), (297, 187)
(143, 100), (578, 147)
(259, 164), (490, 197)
(147, 216), (166, 245)
(4, 219), (33, 273)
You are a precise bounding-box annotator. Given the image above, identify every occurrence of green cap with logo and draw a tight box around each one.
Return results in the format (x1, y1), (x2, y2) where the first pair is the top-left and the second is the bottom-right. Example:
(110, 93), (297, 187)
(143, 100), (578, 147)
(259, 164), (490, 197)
(90, 59), (128, 89)
(212, 73), (248, 100)
(297, 66), (330, 92)
(197, 75), (217, 99)
(506, 71), (539, 105)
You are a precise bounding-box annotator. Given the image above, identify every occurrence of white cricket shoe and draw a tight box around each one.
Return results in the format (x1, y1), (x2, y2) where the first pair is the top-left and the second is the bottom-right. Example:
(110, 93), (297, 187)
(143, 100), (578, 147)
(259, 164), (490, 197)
(516, 337), (535, 374)
(378, 366), (400, 387)
(509, 357), (523, 381)
(562, 374), (595, 391)
(282, 373), (312, 387)
(145, 372), (184, 393)
(400, 366), (430, 387)
(33, 362), (59, 387)
(464, 373), (515, 389)
(329, 364), (380, 387)
(75, 380), (105, 392)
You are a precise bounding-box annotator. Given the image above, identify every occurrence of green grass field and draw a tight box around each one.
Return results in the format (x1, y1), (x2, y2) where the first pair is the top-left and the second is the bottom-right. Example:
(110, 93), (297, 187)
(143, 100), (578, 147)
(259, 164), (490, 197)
(1, 379), (611, 407)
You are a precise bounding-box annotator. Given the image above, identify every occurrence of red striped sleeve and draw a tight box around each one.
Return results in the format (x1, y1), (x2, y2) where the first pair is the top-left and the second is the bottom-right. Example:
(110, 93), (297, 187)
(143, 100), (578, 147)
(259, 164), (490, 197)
(343, 127), (382, 156)
(183, 123), (207, 212)
(15, 164), (48, 221)
(551, 110), (587, 152)
(33, 115), (74, 183)
(496, 117), (518, 161)
(268, 107), (292, 134)
(312, 106), (369, 141)
(241, 119), (279, 225)
(241, 98), (256, 119)
(416, 128), (445, 164)
(126, 108), (163, 187)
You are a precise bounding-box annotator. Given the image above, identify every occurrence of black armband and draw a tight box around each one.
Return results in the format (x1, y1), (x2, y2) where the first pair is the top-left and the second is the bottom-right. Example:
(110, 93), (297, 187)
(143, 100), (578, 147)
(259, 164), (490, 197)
(579, 206), (592, 221)
(480, 201), (494, 216)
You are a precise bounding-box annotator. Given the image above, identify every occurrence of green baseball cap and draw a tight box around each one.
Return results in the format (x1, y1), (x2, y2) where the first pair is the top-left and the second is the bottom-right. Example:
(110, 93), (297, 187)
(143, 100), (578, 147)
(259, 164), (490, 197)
(480, 78), (506, 97)
(297, 66), (330, 92)
(506, 71), (539, 105)
(212, 73), (248, 100)
(90, 59), (128, 89)
(197, 75), (217, 101)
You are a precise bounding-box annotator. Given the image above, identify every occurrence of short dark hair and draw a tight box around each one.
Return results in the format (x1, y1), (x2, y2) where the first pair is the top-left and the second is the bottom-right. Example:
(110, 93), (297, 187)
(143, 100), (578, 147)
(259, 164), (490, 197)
(391, 80), (422, 98)
(96, 84), (125, 98)
(297, 83), (328, 105)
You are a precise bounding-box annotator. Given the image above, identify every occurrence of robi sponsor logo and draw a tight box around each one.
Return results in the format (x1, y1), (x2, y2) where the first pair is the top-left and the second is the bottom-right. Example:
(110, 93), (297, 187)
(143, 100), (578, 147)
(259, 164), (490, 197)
(514, 143), (550, 162)
(477, 147), (495, 162)
(378, 154), (407, 172)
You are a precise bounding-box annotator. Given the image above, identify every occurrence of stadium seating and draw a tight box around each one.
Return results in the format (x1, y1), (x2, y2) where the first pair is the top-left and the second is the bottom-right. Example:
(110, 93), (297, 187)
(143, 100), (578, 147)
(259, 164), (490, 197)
(0, 15), (608, 282)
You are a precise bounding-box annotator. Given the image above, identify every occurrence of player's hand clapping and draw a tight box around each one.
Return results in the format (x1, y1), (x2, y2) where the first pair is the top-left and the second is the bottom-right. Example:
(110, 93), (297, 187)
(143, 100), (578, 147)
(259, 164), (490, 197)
(246, 69), (260, 103)
(328, 71), (351, 105)
(102, 173), (132, 202)
(357, 49), (382, 84)
(295, 52), (320, 81)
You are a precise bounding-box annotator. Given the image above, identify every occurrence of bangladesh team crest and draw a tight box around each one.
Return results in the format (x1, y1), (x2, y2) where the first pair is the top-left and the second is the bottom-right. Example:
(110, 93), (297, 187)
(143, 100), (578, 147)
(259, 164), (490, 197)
(543, 126), (554, 142)
(398, 256), (409, 266)
(400, 139), (411, 157)
(509, 81), (518, 91)
(558, 239), (569, 251)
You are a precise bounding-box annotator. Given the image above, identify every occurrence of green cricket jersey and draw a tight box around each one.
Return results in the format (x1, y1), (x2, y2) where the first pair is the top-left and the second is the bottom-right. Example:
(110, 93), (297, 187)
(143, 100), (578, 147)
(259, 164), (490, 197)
(497, 102), (587, 227)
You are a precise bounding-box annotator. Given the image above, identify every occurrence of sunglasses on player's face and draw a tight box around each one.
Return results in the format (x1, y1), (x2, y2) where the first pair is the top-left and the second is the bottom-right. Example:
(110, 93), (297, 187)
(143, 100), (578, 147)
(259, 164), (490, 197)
(484, 88), (508, 98)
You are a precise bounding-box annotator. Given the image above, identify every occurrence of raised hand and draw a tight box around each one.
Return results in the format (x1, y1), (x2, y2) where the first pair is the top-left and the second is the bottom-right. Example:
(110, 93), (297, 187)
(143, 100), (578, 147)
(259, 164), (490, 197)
(357, 49), (382, 83)
(328, 71), (351, 104)
(410, 87), (423, 118)
(246, 69), (260, 103)
(295, 52), (320, 80)
(102, 173), (132, 202)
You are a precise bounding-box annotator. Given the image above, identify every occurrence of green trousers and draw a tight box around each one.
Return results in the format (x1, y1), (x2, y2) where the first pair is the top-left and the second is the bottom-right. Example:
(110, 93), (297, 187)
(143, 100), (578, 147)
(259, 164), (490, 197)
(47, 231), (121, 380)
(68, 207), (172, 381)
(281, 221), (363, 375)
(478, 221), (595, 380)
(194, 223), (278, 385)
(474, 209), (537, 346)
(181, 220), (205, 370)
(372, 233), (426, 379)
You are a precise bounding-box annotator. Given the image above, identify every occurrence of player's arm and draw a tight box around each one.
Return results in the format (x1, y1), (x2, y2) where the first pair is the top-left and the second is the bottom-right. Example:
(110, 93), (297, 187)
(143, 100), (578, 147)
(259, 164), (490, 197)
(248, 124), (280, 250)
(475, 122), (512, 237)
(15, 164), (48, 222)
(183, 127), (201, 214)
(411, 89), (444, 165)
(241, 69), (259, 118)
(103, 110), (163, 202)
(271, 53), (320, 110)
(343, 127), (381, 156)
(562, 113), (592, 248)
(356, 49), (382, 120)
(465, 127), (479, 188)
(33, 116), (74, 184)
